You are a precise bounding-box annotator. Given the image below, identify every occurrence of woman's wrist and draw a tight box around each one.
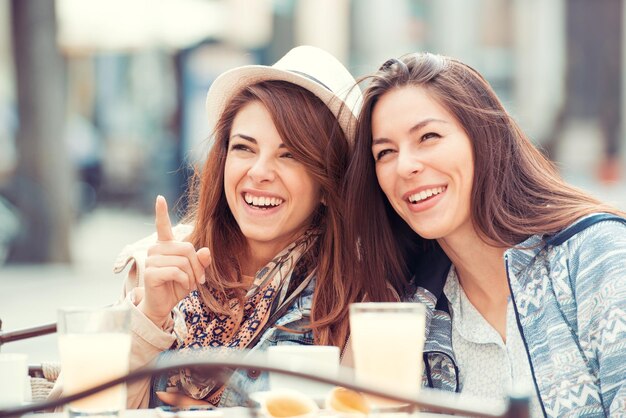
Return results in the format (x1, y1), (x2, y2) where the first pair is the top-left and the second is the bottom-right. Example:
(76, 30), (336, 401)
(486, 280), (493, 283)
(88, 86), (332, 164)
(137, 300), (170, 330)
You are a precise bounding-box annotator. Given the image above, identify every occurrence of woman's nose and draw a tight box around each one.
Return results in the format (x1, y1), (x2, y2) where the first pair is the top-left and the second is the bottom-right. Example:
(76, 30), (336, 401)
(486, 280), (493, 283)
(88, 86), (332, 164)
(247, 156), (276, 183)
(396, 149), (424, 178)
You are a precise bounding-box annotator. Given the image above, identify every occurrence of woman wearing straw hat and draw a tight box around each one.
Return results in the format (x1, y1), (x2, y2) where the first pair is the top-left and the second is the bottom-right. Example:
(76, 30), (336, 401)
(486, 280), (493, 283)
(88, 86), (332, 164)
(92, 46), (397, 408)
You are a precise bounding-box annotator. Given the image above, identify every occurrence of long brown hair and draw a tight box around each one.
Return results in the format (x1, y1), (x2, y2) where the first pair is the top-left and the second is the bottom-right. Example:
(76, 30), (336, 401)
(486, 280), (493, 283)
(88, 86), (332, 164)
(184, 80), (357, 347)
(345, 53), (623, 290)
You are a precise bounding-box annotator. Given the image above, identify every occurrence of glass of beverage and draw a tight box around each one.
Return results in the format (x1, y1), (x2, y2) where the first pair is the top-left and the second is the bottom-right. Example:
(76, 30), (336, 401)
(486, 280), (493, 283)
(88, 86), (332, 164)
(0, 353), (28, 407)
(57, 305), (131, 418)
(349, 302), (426, 408)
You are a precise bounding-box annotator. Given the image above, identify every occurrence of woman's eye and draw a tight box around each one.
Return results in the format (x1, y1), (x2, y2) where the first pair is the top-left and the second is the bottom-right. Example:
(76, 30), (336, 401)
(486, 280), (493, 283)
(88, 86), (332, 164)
(229, 143), (251, 152)
(281, 152), (294, 159)
(421, 132), (441, 141)
(374, 149), (393, 161)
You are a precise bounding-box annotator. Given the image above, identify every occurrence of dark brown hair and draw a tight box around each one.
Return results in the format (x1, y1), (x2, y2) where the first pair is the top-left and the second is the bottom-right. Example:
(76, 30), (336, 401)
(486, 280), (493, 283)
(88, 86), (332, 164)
(184, 80), (360, 347)
(344, 53), (623, 291)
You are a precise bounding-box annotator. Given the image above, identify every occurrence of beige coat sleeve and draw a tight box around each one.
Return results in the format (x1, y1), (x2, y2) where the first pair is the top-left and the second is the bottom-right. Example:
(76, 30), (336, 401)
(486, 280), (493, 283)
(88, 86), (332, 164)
(123, 290), (176, 408)
(115, 223), (194, 408)
(48, 224), (194, 410)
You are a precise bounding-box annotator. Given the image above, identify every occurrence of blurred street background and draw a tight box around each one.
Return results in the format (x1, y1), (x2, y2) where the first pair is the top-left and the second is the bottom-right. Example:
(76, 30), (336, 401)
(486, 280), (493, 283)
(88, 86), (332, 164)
(2, 0), (626, 364)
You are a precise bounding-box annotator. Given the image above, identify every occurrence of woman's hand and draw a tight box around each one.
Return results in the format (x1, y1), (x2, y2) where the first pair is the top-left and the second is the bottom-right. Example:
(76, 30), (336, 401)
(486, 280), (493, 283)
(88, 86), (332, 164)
(138, 195), (212, 328)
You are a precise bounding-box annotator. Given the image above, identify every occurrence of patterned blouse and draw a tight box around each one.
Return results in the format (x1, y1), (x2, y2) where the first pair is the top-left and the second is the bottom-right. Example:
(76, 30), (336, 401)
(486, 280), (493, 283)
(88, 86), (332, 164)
(443, 266), (544, 418)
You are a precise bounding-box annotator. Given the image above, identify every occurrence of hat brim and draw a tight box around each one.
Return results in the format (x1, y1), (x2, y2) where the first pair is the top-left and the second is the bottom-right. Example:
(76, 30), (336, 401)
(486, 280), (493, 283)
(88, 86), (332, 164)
(205, 65), (357, 140)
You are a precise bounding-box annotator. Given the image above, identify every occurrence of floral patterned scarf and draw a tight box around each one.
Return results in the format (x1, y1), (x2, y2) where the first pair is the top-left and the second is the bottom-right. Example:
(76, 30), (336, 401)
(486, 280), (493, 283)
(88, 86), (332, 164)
(165, 229), (319, 404)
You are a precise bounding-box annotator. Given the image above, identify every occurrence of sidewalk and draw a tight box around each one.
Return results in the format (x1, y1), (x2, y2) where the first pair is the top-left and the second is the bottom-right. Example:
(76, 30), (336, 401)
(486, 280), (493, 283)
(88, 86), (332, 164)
(0, 206), (154, 363)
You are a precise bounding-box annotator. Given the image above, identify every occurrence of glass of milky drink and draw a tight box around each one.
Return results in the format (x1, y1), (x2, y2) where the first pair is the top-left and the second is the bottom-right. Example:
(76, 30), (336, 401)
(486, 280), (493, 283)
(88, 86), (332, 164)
(57, 305), (131, 418)
(349, 302), (426, 410)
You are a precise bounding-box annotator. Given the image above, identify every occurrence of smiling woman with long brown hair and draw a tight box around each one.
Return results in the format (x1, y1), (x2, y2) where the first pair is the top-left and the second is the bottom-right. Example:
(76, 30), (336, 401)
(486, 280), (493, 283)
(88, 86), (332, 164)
(344, 52), (626, 417)
(49, 46), (399, 409)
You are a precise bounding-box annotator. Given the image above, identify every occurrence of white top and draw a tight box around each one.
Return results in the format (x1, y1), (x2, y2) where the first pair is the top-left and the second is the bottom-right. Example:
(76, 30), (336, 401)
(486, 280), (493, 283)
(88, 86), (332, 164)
(443, 267), (544, 418)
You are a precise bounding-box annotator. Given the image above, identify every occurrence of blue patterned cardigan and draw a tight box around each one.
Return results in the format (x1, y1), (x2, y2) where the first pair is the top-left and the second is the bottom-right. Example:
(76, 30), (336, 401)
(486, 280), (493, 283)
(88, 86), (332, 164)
(407, 214), (626, 417)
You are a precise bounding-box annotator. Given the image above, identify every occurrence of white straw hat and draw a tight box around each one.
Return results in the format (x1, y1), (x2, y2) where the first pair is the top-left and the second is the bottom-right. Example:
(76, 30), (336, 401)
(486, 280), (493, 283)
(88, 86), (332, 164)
(205, 45), (362, 140)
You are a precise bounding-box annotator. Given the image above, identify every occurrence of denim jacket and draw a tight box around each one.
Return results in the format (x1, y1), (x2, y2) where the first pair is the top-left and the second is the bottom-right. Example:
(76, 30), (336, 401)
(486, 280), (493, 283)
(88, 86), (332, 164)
(407, 214), (626, 417)
(151, 276), (316, 407)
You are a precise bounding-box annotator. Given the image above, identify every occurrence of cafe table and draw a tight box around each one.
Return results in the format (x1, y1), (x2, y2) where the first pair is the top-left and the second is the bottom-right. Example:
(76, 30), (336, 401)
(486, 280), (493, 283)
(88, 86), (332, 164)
(0, 356), (526, 418)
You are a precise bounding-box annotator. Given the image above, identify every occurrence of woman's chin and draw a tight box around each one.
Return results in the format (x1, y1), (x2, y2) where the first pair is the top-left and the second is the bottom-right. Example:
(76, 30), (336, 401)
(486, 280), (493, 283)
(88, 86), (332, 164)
(417, 231), (443, 240)
(409, 223), (447, 240)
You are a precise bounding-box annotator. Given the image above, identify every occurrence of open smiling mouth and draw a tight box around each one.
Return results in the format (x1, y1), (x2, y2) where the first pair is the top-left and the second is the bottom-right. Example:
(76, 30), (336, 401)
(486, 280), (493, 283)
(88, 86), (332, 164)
(407, 186), (447, 204)
(243, 192), (284, 209)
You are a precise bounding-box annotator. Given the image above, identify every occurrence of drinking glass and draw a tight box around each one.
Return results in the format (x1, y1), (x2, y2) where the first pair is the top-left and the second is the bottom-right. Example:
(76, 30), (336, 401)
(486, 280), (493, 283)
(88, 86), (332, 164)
(0, 353), (28, 406)
(349, 302), (426, 408)
(57, 305), (131, 418)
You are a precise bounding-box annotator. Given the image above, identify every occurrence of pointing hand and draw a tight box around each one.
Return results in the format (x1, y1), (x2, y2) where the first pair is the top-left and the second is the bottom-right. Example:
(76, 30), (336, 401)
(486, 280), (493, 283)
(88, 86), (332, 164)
(138, 195), (212, 327)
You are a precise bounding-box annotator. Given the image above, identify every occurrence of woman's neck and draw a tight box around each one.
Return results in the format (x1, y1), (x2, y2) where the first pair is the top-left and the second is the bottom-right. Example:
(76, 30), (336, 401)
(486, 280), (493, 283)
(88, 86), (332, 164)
(437, 224), (510, 340)
(239, 227), (310, 276)
(240, 248), (270, 277)
(240, 240), (287, 276)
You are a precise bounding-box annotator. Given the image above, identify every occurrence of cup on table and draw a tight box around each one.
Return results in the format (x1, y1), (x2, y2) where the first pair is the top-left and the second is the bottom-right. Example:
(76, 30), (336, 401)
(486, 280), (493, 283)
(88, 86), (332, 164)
(57, 305), (131, 418)
(267, 345), (340, 399)
(0, 353), (28, 407)
(349, 302), (426, 408)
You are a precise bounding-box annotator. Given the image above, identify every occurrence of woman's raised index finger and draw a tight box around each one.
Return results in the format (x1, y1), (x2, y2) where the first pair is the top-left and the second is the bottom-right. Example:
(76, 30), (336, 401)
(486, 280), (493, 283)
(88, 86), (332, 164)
(155, 195), (175, 242)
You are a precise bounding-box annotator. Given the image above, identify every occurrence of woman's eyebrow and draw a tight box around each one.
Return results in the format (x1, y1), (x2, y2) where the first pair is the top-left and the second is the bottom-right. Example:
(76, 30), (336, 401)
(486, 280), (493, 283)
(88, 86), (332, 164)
(230, 133), (256, 143)
(372, 137), (394, 146)
(408, 118), (448, 135)
(230, 133), (287, 149)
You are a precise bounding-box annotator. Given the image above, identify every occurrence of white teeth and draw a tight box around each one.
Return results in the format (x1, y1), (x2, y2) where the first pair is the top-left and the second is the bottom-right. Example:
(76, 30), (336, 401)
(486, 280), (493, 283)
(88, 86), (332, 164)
(408, 186), (446, 203)
(244, 193), (284, 208)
